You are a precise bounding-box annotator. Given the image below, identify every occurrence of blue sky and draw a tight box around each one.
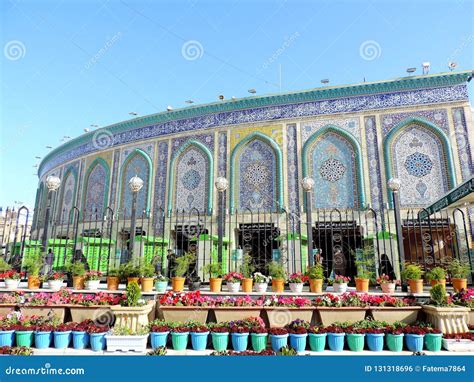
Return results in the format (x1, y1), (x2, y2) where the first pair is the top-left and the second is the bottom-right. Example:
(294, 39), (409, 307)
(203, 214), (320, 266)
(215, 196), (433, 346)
(1, 0), (473, 208)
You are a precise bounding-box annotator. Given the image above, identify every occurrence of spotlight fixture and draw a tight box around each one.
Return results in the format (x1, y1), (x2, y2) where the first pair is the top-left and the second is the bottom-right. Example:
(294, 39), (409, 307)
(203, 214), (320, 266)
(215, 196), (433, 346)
(248, 89), (256, 94)
(218, 95), (224, 100)
(406, 67), (416, 74)
(321, 79), (329, 85)
(32, 164), (38, 168)
(422, 62), (430, 75)
(185, 100), (194, 104)
(84, 128), (90, 133)
(35, 156), (41, 159)
(166, 106), (173, 112)
(90, 124), (99, 128)
(448, 62), (457, 71)
(45, 146), (52, 149)
(129, 112), (138, 116)
(231, 96), (236, 100)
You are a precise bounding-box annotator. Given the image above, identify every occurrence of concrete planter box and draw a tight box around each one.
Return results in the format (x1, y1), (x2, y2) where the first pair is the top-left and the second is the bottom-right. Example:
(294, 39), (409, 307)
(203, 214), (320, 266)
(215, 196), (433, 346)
(422, 305), (470, 334)
(369, 306), (421, 324)
(468, 308), (474, 325)
(315, 307), (368, 326)
(110, 301), (155, 331)
(20, 306), (66, 322)
(69, 305), (112, 324)
(263, 307), (315, 328)
(0, 305), (17, 316)
(158, 306), (209, 323)
(106, 334), (149, 352)
(213, 307), (262, 323)
(442, 338), (474, 352)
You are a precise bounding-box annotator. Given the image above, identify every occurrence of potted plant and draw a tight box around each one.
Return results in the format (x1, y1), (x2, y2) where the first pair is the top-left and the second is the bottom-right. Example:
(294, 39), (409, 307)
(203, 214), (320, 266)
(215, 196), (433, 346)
(213, 296), (261, 322)
(424, 326), (442, 352)
(148, 320), (170, 349)
(442, 332), (474, 351)
(34, 319), (55, 349)
(267, 261), (286, 293)
(172, 253), (195, 292)
(158, 291), (210, 323)
(263, 295), (314, 327)
(364, 324), (385, 352)
(422, 284), (469, 334)
(119, 260), (141, 285)
(269, 327), (288, 352)
(13, 318), (34, 348)
(53, 322), (74, 349)
(68, 261), (86, 290)
(1, 270), (24, 290)
(202, 262), (223, 292)
(0, 312), (18, 347)
(401, 263), (423, 294)
(451, 289), (474, 325)
(229, 321), (250, 352)
(71, 320), (92, 350)
(354, 246), (374, 293)
(189, 324), (210, 351)
(140, 262), (155, 292)
(306, 263), (324, 293)
(23, 254), (43, 290)
(376, 273), (398, 294)
(368, 294), (421, 324)
(107, 268), (120, 290)
(330, 275), (350, 293)
(88, 323), (109, 351)
(170, 324), (189, 351)
(346, 325), (365, 352)
(325, 324), (345, 351)
(308, 325), (326, 352)
(403, 325), (426, 352)
(314, 293), (369, 326)
(155, 274), (169, 293)
(110, 282), (155, 331)
(385, 323), (405, 352)
(286, 319), (309, 352)
(426, 267), (446, 287)
(84, 270), (102, 290)
(105, 325), (149, 352)
(45, 272), (65, 291)
(209, 323), (229, 351)
(447, 259), (471, 292)
(224, 272), (243, 293)
(186, 272), (201, 291)
(288, 272), (308, 294)
(240, 255), (255, 293)
(253, 272), (271, 293)
(250, 325), (268, 352)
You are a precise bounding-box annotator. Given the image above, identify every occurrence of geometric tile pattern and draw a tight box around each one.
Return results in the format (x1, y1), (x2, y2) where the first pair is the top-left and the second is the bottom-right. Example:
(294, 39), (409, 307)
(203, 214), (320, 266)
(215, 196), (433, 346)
(381, 109), (449, 136)
(404, 152), (433, 177)
(286, 124), (300, 213)
(153, 141), (169, 232)
(364, 116), (384, 211)
(84, 161), (108, 218)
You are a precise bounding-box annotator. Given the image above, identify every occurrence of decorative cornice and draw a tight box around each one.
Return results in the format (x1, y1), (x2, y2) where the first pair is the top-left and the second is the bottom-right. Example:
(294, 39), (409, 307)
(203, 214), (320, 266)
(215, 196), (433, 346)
(38, 71), (472, 178)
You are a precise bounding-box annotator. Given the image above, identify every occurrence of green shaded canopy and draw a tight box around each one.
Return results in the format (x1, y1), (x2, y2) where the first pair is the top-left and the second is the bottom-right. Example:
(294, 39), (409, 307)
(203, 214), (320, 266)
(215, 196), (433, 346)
(133, 236), (169, 244)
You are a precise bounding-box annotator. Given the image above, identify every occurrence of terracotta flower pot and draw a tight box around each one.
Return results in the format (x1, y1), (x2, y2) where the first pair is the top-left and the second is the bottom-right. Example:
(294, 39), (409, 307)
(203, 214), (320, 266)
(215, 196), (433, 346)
(408, 279), (423, 294)
(27, 275), (41, 290)
(430, 279), (446, 288)
(355, 278), (369, 293)
(381, 283), (395, 294)
(141, 277), (154, 292)
(272, 278), (285, 293)
(209, 278), (222, 293)
(309, 279), (323, 293)
(73, 276), (85, 290)
(452, 278), (467, 292)
(107, 276), (120, 291)
(127, 277), (140, 285)
(242, 278), (253, 293)
(171, 277), (186, 292)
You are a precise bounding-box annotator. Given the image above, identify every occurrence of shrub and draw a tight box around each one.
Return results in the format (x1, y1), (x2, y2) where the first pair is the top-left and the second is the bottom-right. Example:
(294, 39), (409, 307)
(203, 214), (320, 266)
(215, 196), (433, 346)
(201, 262), (223, 278)
(447, 259), (471, 279)
(240, 254), (255, 279)
(426, 267), (446, 282)
(267, 261), (286, 280)
(430, 284), (448, 306)
(67, 261), (86, 277)
(401, 263), (423, 281)
(121, 281), (143, 307)
(173, 253), (195, 277)
(23, 254), (43, 276)
(306, 263), (324, 280)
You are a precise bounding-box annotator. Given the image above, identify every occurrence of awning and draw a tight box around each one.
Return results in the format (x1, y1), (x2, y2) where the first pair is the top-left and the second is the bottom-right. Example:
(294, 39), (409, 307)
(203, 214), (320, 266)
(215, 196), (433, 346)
(275, 233), (308, 241)
(133, 236), (168, 244)
(14, 240), (42, 247)
(188, 234), (230, 244)
(82, 237), (116, 245)
(365, 231), (397, 240)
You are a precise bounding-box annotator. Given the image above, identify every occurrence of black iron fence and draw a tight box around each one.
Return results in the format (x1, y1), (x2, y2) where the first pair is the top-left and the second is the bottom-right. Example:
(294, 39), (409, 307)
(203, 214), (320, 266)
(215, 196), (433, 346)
(1, 204), (472, 285)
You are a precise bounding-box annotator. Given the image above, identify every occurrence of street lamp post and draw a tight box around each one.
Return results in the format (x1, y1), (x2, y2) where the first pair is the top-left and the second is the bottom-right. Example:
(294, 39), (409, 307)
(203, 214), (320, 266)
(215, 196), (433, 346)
(387, 178), (407, 291)
(301, 177), (315, 267)
(128, 175), (144, 259)
(215, 177), (228, 264)
(42, 175), (61, 254)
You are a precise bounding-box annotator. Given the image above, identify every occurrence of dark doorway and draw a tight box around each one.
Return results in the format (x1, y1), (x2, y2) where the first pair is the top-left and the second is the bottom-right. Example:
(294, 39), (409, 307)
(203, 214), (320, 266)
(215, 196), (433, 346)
(313, 221), (362, 279)
(174, 225), (208, 256)
(238, 223), (280, 274)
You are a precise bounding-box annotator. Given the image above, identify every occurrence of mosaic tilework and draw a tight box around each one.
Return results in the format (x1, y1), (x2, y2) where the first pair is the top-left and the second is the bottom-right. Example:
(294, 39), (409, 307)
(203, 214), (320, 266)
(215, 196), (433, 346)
(75, 159), (85, 211)
(109, 149), (120, 209)
(153, 141), (168, 231)
(381, 109), (449, 136)
(171, 134), (214, 157)
(301, 117), (360, 144)
(58, 170), (76, 222)
(39, 85), (468, 176)
(84, 162), (108, 217)
(286, 124), (300, 213)
(121, 143), (154, 168)
(218, 132), (228, 213)
(391, 125), (449, 207)
(236, 138), (277, 211)
(308, 132), (357, 208)
(452, 108), (473, 180)
(364, 116), (384, 211)
(174, 147), (209, 212)
(120, 152), (150, 219)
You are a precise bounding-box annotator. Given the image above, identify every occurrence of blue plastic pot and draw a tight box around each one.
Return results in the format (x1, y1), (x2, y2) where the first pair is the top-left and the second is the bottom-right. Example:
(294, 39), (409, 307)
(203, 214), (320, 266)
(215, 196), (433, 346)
(308, 333), (326, 352)
(327, 333), (345, 352)
(72, 331), (90, 350)
(405, 334), (424, 352)
(155, 281), (168, 293)
(270, 334), (288, 352)
(90, 332), (106, 352)
(0, 330), (15, 347)
(191, 331), (209, 351)
(150, 331), (169, 349)
(289, 333), (307, 352)
(53, 331), (71, 349)
(366, 333), (385, 352)
(231, 333), (249, 352)
(34, 331), (52, 349)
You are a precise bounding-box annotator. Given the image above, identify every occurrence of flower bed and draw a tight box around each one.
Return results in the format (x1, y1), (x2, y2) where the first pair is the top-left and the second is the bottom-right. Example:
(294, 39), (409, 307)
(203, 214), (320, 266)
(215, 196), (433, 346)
(158, 291), (212, 323)
(314, 293), (368, 326)
(367, 295), (421, 324)
(259, 296), (313, 327)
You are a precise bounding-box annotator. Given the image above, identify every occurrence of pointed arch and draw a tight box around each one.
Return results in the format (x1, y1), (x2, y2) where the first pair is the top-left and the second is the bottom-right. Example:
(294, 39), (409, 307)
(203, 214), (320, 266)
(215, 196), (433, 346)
(82, 157), (110, 218)
(118, 149), (153, 217)
(57, 166), (78, 222)
(167, 139), (214, 215)
(230, 131), (283, 213)
(302, 125), (366, 209)
(384, 117), (456, 207)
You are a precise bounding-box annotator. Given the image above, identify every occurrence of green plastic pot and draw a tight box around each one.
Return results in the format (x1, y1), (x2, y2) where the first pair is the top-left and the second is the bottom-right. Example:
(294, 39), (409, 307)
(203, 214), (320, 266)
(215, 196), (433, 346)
(424, 333), (442, 352)
(347, 333), (365, 352)
(16, 331), (34, 348)
(308, 333), (326, 352)
(211, 332), (229, 351)
(251, 333), (268, 352)
(171, 332), (189, 351)
(386, 334), (404, 352)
